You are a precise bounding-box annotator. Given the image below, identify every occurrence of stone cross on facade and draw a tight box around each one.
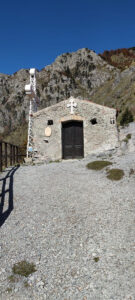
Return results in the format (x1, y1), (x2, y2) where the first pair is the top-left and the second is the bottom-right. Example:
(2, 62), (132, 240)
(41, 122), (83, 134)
(67, 97), (77, 114)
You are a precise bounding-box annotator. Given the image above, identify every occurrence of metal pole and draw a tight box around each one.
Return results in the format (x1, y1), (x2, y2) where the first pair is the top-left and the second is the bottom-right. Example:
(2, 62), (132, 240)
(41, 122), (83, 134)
(27, 100), (33, 158)
(25, 68), (39, 159)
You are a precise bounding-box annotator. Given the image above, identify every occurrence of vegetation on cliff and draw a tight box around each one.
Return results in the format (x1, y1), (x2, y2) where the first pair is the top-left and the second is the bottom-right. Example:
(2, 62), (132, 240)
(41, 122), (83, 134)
(99, 47), (135, 70)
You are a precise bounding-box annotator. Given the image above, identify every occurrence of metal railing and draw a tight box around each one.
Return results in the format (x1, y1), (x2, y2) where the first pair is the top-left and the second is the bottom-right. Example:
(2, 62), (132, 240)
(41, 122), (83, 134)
(0, 141), (25, 172)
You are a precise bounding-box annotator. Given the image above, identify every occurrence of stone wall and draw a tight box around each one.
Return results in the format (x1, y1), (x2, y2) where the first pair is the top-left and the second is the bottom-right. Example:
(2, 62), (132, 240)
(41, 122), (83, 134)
(32, 99), (119, 161)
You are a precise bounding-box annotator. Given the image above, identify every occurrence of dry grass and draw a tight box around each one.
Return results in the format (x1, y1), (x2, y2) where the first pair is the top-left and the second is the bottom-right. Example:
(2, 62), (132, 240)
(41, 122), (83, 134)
(12, 261), (36, 277)
(86, 160), (112, 171)
(106, 169), (124, 180)
(129, 168), (135, 176)
(8, 275), (16, 283)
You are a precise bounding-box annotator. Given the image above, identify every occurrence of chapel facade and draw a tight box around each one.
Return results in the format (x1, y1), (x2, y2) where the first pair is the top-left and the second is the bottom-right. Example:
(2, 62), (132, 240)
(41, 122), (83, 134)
(32, 97), (119, 161)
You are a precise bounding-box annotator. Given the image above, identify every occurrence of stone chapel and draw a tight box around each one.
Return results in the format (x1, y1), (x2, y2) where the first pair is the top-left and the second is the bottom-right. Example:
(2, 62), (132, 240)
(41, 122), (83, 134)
(32, 97), (119, 161)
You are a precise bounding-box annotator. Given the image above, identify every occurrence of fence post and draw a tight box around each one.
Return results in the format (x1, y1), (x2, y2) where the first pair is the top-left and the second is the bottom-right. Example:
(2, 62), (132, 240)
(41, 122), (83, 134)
(16, 146), (19, 163)
(10, 144), (13, 166)
(0, 141), (2, 172)
(0, 141), (23, 171)
(4, 142), (7, 168)
(13, 145), (15, 165)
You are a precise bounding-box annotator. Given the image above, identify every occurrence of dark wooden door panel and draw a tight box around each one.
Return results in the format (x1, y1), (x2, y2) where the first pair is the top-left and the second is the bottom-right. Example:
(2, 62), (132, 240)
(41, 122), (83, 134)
(64, 145), (73, 159)
(62, 121), (84, 159)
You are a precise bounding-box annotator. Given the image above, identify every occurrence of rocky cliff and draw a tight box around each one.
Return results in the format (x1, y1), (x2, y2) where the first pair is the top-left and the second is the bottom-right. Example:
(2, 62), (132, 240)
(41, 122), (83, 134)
(0, 47), (135, 146)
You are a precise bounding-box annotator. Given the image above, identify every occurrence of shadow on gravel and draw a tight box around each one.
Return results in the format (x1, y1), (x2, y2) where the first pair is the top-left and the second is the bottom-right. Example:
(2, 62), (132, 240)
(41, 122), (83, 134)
(0, 166), (19, 227)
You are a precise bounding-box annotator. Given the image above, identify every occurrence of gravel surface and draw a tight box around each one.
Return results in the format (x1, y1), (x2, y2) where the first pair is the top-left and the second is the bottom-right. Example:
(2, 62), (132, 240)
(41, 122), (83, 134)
(0, 153), (135, 300)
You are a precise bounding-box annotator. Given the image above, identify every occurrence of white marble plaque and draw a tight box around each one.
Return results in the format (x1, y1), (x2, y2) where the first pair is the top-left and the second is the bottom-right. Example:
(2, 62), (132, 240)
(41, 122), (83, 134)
(45, 127), (52, 137)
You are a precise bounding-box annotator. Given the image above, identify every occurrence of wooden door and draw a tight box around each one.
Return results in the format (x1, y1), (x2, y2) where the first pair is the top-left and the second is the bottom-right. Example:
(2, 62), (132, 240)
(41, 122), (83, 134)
(62, 121), (84, 159)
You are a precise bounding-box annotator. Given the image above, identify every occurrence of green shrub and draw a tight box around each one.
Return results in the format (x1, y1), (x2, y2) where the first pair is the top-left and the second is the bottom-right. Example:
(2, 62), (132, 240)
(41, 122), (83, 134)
(120, 108), (133, 126)
(122, 138), (128, 144)
(107, 169), (124, 180)
(93, 257), (99, 262)
(86, 160), (112, 170)
(123, 133), (132, 144)
(126, 133), (131, 139)
(12, 261), (36, 277)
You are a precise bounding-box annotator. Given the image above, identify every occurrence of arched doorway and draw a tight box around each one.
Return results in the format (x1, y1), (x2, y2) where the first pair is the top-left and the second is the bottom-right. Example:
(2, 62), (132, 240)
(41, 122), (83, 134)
(62, 121), (84, 159)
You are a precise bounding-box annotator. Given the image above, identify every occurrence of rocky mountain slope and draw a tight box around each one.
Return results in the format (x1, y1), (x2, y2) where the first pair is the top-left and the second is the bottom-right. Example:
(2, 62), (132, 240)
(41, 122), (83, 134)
(0, 47), (135, 147)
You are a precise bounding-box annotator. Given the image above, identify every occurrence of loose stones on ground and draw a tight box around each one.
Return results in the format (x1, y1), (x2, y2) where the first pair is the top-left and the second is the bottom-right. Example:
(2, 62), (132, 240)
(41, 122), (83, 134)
(0, 152), (135, 299)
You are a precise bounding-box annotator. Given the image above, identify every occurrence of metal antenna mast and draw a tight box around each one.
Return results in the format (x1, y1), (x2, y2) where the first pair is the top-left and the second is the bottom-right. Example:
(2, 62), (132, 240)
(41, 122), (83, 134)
(25, 68), (39, 158)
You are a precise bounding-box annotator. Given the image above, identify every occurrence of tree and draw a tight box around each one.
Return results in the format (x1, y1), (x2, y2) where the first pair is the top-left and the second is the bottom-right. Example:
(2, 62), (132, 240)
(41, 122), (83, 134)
(120, 108), (134, 126)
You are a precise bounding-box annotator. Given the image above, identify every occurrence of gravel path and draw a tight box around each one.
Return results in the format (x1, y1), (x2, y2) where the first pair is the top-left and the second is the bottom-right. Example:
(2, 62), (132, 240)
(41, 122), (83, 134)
(0, 153), (135, 300)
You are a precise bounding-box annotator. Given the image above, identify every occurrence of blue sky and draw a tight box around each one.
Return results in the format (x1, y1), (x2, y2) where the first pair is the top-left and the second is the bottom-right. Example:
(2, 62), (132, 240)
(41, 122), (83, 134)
(0, 0), (135, 74)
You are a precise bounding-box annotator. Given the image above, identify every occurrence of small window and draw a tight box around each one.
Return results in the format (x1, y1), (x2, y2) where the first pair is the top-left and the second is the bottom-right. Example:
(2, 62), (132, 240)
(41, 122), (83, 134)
(90, 118), (97, 125)
(47, 120), (53, 125)
(110, 118), (115, 124)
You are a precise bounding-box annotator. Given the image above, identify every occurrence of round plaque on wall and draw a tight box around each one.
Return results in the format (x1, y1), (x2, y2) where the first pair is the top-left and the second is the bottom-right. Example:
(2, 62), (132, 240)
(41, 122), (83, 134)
(45, 127), (52, 137)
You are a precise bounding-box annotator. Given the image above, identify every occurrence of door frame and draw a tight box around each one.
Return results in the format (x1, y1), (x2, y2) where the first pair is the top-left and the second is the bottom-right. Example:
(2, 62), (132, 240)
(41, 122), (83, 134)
(61, 120), (84, 159)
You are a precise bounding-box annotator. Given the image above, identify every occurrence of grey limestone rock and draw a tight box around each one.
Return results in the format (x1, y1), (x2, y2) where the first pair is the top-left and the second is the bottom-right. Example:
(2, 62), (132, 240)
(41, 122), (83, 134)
(0, 48), (118, 142)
